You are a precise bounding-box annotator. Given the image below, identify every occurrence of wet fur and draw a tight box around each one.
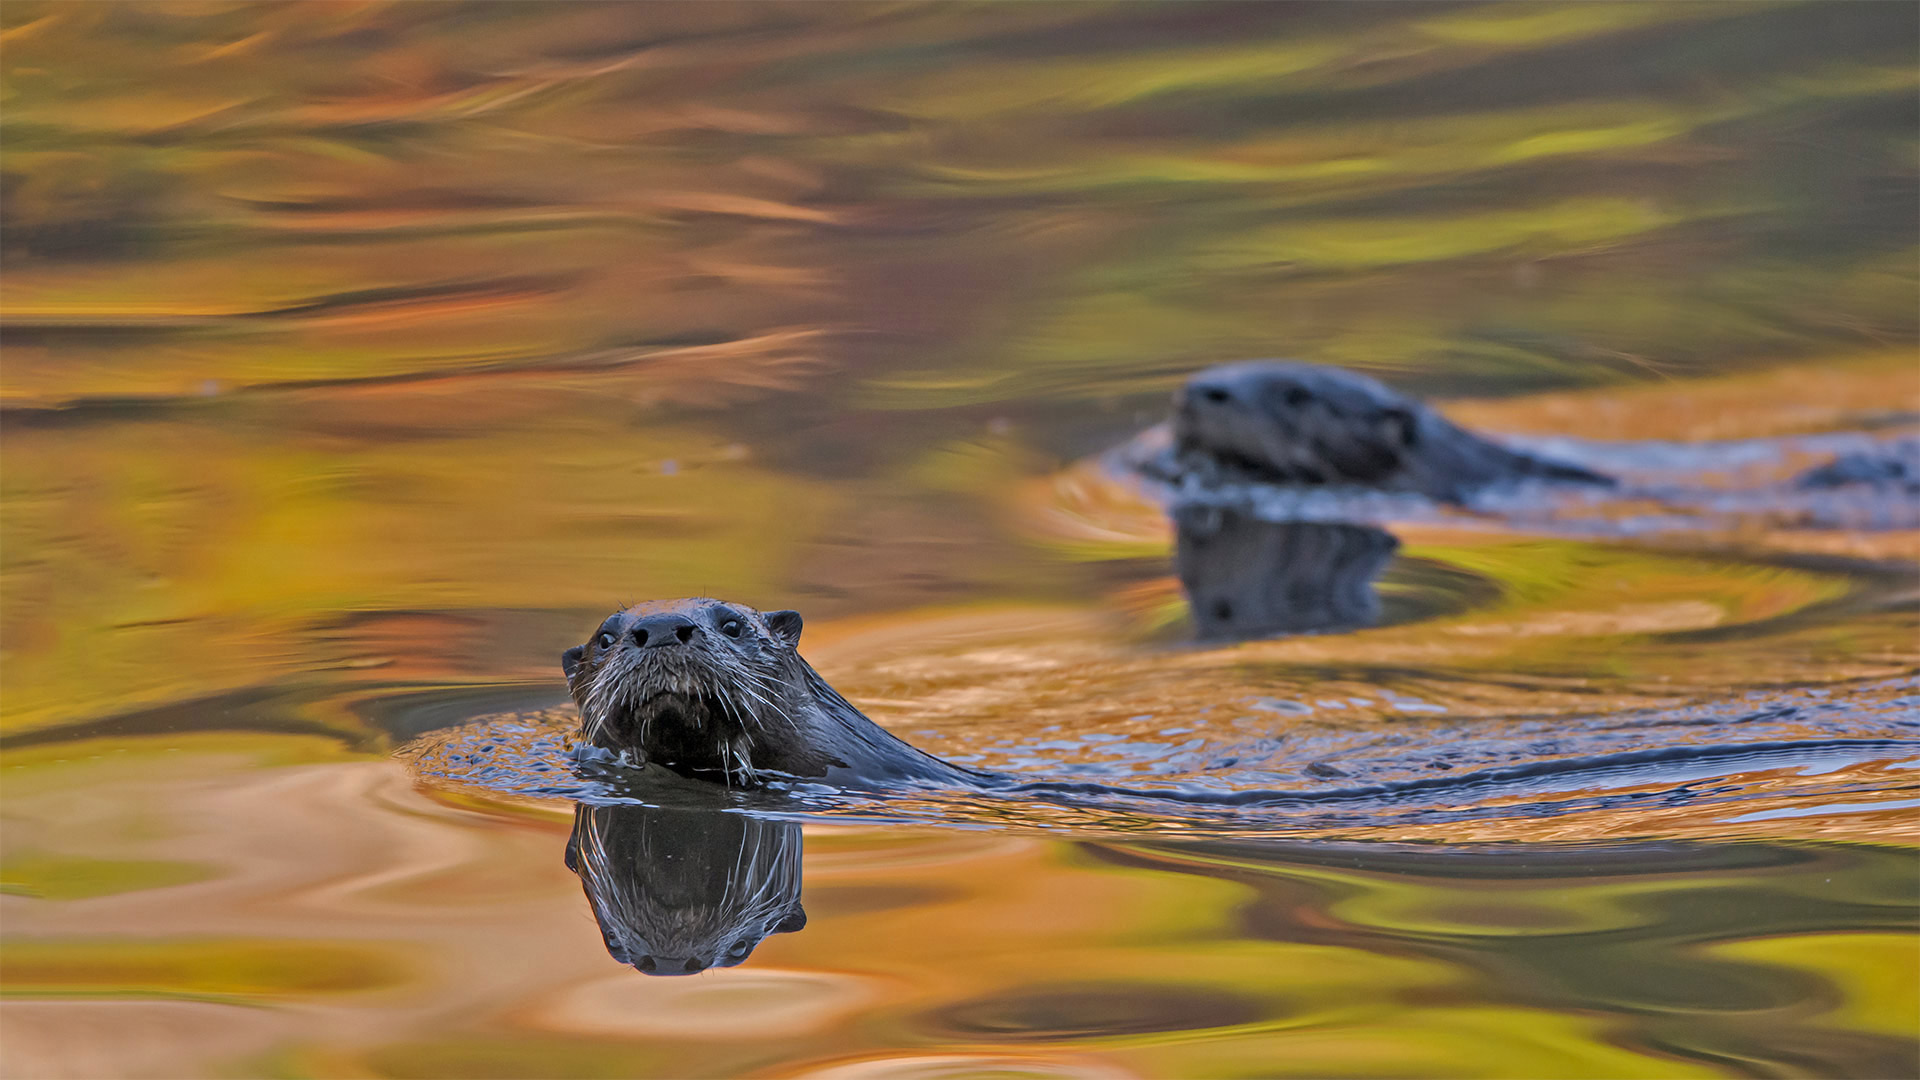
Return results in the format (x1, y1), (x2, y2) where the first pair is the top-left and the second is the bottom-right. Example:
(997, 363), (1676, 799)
(563, 598), (967, 787)
(1167, 361), (1611, 502)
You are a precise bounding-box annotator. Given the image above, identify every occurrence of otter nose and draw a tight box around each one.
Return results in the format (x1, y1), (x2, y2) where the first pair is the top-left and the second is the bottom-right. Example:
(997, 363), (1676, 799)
(632, 614), (698, 648)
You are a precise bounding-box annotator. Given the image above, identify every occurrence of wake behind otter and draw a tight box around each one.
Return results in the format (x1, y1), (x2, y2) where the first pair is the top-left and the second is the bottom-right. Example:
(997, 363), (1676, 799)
(539, 596), (1918, 844)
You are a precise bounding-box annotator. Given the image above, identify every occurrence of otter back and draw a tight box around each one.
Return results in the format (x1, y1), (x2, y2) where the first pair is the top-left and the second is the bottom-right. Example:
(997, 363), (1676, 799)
(1166, 361), (1612, 503)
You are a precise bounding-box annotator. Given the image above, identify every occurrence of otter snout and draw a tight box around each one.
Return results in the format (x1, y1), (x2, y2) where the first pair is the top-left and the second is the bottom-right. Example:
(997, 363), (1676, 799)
(631, 612), (698, 648)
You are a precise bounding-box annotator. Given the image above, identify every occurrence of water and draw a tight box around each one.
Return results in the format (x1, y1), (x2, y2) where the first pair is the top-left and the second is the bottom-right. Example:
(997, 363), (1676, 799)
(3, 3), (1917, 1076)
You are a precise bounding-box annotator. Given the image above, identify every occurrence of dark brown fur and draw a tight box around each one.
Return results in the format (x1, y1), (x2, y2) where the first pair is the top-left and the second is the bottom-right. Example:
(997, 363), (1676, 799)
(563, 598), (968, 787)
(1167, 361), (1611, 502)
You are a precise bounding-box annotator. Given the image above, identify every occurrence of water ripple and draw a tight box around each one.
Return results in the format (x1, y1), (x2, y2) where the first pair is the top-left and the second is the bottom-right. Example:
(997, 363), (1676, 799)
(403, 677), (1920, 840)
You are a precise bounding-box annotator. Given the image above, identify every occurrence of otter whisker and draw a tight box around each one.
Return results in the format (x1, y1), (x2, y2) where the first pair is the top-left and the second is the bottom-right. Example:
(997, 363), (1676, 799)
(733, 690), (769, 735)
(740, 678), (801, 732)
(725, 684), (779, 734)
(761, 697), (802, 733)
(564, 598), (967, 788)
(722, 829), (749, 909)
(734, 677), (779, 708)
(717, 690), (758, 736)
(727, 680), (780, 724)
(729, 681), (775, 717)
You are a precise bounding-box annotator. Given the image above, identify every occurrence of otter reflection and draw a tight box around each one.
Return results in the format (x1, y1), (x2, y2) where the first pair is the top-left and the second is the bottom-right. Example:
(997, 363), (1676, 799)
(565, 801), (806, 975)
(1175, 506), (1398, 641)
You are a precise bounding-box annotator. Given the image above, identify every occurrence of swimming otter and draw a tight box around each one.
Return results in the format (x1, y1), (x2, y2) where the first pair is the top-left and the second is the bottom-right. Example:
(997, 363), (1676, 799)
(1163, 361), (1611, 502)
(562, 599), (971, 787)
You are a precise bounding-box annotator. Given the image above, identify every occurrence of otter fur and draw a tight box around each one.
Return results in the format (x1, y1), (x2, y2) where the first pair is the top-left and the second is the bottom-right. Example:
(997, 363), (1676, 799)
(562, 599), (970, 788)
(1165, 361), (1611, 502)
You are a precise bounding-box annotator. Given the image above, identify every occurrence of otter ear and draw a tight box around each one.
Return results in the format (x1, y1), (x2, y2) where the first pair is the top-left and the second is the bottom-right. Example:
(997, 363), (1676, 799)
(562, 644), (586, 682)
(764, 610), (803, 648)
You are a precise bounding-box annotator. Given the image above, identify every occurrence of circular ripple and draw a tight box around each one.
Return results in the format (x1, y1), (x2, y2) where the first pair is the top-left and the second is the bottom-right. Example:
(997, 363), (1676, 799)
(922, 982), (1270, 1041)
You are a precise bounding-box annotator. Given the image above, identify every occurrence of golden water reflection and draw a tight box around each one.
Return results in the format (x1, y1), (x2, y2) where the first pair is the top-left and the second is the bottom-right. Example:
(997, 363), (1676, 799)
(3, 746), (1914, 1078)
(4, 2), (1919, 1074)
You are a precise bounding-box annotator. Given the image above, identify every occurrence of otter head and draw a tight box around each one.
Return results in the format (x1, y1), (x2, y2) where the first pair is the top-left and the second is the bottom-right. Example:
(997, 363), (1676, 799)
(1173, 361), (1422, 487)
(562, 598), (806, 783)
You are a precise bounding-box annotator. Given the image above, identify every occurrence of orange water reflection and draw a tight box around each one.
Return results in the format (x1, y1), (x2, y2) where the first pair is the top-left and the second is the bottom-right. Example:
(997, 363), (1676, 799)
(4, 747), (1915, 1078)
(4, 2), (1919, 1075)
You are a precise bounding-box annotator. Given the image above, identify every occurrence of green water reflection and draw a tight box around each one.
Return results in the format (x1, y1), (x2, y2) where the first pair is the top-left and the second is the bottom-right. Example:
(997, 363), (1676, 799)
(2, 2), (1917, 1076)
(5, 742), (1914, 1077)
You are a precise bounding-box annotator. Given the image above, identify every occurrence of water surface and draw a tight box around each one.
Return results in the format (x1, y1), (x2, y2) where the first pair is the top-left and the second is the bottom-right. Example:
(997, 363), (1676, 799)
(3, 3), (1917, 1076)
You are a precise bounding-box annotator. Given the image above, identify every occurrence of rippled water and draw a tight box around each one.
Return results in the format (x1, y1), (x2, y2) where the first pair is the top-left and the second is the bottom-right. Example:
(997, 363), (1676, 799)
(4, 3), (1917, 1077)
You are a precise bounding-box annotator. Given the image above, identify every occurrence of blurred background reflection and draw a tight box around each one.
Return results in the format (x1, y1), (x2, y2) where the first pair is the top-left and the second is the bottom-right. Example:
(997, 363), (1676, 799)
(2, 3), (1915, 1076)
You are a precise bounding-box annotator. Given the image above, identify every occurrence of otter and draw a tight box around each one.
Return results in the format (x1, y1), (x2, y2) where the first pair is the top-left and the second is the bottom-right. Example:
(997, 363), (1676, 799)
(551, 600), (1920, 843)
(561, 599), (973, 787)
(565, 799), (806, 976)
(1160, 361), (1612, 503)
(566, 589), (1412, 794)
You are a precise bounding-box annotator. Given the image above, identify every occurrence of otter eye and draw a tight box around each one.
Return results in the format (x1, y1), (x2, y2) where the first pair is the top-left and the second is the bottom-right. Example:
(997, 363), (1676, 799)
(1199, 386), (1231, 404)
(598, 632), (615, 649)
(719, 618), (743, 638)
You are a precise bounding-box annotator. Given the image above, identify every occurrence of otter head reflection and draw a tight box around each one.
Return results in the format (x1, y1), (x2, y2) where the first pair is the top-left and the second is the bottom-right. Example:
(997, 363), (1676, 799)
(565, 801), (806, 976)
(1175, 505), (1398, 641)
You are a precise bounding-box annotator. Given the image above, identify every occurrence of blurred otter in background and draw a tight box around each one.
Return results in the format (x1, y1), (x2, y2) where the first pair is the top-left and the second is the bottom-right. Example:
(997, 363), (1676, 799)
(1792, 437), (1920, 493)
(1175, 505), (1399, 640)
(1160, 361), (1613, 503)
(565, 800), (806, 976)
